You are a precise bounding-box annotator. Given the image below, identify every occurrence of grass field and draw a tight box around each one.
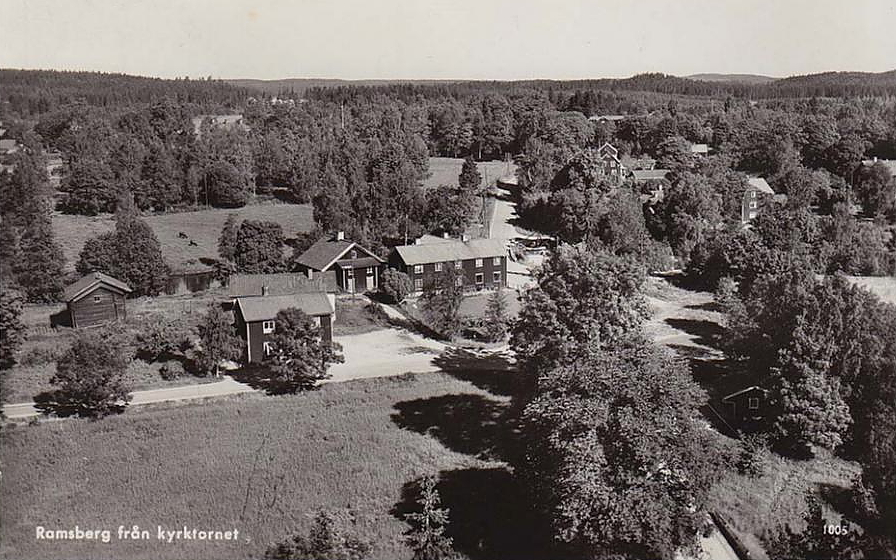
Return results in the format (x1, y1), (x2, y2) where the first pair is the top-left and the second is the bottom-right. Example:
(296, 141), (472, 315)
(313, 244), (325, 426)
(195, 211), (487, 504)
(425, 158), (516, 191)
(52, 202), (315, 273)
(846, 274), (896, 306)
(332, 296), (390, 336)
(0, 371), (522, 560)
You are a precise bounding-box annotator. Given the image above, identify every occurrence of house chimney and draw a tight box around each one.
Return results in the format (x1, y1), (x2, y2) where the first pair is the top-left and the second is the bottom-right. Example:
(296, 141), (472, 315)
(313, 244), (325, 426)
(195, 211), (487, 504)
(262, 285), (269, 296)
(461, 234), (469, 243)
(442, 232), (450, 239)
(414, 238), (423, 245)
(336, 231), (345, 241)
(873, 156), (878, 163)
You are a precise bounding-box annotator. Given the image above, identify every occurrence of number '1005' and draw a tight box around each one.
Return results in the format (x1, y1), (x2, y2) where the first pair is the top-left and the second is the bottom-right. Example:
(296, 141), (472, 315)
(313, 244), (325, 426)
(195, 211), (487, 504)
(824, 525), (848, 535)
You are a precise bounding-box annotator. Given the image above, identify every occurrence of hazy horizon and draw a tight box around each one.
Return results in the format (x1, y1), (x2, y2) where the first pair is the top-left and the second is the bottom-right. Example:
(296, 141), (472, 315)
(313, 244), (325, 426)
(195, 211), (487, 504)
(1, 0), (894, 82)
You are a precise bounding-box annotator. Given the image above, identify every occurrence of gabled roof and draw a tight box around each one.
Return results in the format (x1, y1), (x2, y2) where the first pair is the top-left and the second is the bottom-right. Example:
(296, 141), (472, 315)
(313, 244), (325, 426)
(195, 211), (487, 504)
(631, 169), (671, 182)
(236, 293), (334, 322)
(392, 238), (506, 266)
(294, 236), (383, 271)
(690, 143), (710, 154)
(746, 177), (775, 195)
(588, 115), (627, 122)
(63, 272), (132, 302)
(228, 273), (331, 297)
(596, 142), (620, 161)
(722, 386), (769, 402)
(862, 159), (896, 176)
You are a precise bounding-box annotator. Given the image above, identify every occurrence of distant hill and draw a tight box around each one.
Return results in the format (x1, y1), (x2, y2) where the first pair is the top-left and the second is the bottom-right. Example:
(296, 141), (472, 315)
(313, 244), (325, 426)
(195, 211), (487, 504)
(687, 73), (777, 85)
(226, 78), (462, 96)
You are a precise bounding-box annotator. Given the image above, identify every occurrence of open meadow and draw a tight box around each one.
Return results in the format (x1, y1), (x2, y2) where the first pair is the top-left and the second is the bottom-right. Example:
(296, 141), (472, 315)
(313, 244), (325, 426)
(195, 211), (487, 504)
(0, 365), (540, 560)
(424, 158), (515, 191)
(846, 274), (896, 306)
(52, 202), (315, 273)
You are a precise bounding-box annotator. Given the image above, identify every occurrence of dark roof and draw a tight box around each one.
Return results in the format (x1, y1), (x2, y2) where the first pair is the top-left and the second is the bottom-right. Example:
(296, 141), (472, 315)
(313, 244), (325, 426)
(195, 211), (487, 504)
(294, 236), (383, 271)
(392, 238), (506, 266)
(63, 272), (132, 302)
(236, 293), (334, 322)
(228, 273), (331, 297)
(722, 386), (769, 402)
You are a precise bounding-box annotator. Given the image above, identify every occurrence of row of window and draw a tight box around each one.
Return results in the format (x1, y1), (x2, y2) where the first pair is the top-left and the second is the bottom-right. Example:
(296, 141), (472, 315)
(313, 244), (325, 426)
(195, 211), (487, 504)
(414, 271), (501, 290)
(413, 256), (501, 275)
(345, 267), (376, 278)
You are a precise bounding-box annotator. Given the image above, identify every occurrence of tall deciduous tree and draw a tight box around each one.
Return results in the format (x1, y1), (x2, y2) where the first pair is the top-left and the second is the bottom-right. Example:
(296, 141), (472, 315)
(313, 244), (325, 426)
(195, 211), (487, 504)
(420, 266), (464, 340)
(51, 329), (132, 417)
(218, 213), (241, 262)
(234, 219), (285, 273)
(197, 303), (242, 376)
(0, 286), (25, 368)
(265, 308), (344, 392)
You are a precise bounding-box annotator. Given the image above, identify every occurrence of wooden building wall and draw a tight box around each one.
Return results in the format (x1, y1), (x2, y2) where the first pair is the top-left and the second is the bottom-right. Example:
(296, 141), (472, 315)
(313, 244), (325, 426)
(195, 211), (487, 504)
(68, 286), (127, 328)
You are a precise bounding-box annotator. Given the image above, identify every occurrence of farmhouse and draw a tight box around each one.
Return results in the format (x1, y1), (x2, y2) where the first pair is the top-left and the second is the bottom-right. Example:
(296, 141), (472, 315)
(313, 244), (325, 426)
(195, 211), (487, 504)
(722, 386), (769, 423)
(742, 177), (776, 223)
(593, 142), (627, 186)
(61, 272), (132, 328)
(388, 236), (507, 293)
(233, 292), (336, 364)
(293, 232), (385, 293)
(689, 143), (710, 156)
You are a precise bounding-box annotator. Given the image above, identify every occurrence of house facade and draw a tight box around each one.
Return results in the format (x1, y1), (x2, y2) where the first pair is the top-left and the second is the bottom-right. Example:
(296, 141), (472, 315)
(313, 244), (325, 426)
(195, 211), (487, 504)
(594, 142), (626, 186)
(61, 272), (132, 328)
(233, 293), (336, 364)
(722, 386), (769, 423)
(293, 232), (384, 294)
(742, 177), (775, 223)
(388, 237), (507, 293)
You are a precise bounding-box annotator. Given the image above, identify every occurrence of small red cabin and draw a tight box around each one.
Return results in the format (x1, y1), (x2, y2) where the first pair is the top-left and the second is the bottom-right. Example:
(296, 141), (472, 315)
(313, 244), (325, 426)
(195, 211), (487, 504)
(62, 272), (132, 328)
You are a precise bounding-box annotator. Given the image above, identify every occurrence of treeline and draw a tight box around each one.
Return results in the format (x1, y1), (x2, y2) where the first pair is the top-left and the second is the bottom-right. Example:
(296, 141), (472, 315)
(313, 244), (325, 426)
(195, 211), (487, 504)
(308, 70), (896, 105)
(0, 69), (253, 118)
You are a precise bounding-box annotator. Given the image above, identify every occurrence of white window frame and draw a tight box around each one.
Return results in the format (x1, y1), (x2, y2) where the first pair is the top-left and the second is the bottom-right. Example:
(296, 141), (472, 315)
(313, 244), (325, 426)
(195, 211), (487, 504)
(749, 201), (757, 209)
(748, 211), (757, 219)
(435, 262), (443, 272)
(748, 397), (760, 410)
(454, 260), (462, 270)
(455, 276), (463, 287)
(475, 258), (483, 268)
(263, 341), (274, 356)
(262, 320), (275, 334)
(493, 271), (501, 283)
(414, 278), (423, 290)
(750, 191), (756, 198)
(93, 295), (102, 303)
(475, 272), (484, 285)
(413, 264), (424, 274)
(366, 267), (374, 276)
(492, 256), (501, 266)
(349, 249), (358, 259)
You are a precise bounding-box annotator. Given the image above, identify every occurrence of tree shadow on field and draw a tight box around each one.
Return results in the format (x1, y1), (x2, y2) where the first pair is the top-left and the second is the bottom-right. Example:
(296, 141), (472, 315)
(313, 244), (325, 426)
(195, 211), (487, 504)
(665, 318), (725, 350)
(229, 365), (306, 396)
(33, 390), (128, 419)
(392, 469), (563, 560)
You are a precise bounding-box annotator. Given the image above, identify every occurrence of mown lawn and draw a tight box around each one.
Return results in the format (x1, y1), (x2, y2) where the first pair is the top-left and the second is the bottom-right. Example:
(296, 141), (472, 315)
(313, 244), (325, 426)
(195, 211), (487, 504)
(0, 371), (522, 560)
(332, 296), (389, 336)
(52, 202), (314, 273)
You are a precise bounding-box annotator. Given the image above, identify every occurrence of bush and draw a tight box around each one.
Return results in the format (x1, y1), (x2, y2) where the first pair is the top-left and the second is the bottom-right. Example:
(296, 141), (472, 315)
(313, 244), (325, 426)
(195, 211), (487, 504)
(17, 344), (63, 367)
(263, 510), (371, 560)
(134, 315), (192, 362)
(50, 329), (133, 417)
(158, 361), (185, 381)
(735, 432), (769, 477)
(380, 268), (412, 303)
(364, 301), (390, 325)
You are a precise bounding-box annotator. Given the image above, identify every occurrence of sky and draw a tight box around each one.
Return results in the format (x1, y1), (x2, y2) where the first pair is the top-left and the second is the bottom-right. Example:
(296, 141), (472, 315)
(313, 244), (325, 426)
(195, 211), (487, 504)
(1, 0), (895, 81)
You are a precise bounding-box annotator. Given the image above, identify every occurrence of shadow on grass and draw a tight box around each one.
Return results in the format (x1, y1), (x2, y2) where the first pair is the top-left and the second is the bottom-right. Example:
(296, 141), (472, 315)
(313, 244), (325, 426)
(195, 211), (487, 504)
(665, 318), (725, 349)
(392, 469), (563, 560)
(229, 365), (309, 396)
(33, 390), (128, 419)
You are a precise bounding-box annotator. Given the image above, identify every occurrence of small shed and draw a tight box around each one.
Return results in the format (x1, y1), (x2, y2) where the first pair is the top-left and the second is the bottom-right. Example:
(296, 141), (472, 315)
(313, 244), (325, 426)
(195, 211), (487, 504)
(722, 386), (769, 422)
(62, 272), (132, 328)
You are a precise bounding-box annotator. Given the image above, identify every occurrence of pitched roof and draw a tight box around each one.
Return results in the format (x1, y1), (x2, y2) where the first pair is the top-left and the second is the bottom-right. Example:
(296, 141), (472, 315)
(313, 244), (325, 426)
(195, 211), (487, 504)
(689, 143), (710, 154)
(236, 293), (334, 322)
(228, 273), (331, 297)
(746, 177), (775, 195)
(392, 238), (506, 266)
(862, 159), (896, 176)
(334, 256), (381, 269)
(631, 169), (671, 182)
(294, 236), (383, 271)
(722, 386), (769, 402)
(63, 271), (132, 302)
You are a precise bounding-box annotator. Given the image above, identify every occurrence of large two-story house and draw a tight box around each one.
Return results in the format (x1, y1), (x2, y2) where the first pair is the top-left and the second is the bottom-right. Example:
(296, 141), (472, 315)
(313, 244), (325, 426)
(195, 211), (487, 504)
(292, 232), (385, 294)
(388, 236), (507, 293)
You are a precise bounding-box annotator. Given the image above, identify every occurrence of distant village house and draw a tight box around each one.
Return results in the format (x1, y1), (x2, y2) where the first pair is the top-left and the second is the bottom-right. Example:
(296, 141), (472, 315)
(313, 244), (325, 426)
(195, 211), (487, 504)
(388, 236), (507, 293)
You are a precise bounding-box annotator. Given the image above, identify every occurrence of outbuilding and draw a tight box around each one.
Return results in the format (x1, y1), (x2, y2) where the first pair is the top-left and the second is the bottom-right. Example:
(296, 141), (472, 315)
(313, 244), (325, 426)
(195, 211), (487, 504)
(61, 272), (132, 328)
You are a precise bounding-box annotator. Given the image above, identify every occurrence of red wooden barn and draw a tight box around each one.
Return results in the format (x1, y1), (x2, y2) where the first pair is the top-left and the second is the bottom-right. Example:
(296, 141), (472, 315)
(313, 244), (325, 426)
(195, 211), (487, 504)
(61, 272), (132, 328)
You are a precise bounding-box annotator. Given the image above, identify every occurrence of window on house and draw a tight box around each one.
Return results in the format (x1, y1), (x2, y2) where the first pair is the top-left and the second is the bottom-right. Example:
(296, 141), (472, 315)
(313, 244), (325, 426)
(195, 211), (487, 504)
(366, 267), (374, 276)
(263, 320), (275, 334)
(492, 256), (501, 266)
(493, 271), (501, 284)
(414, 264), (423, 274)
(346, 268), (354, 278)
(749, 201), (757, 209)
(748, 397), (760, 410)
(454, 260), (462, 269)
(93, 295), (102, 303)
(263, 341), (274, 356)
(435, 262), (443, 272)
(475, 273), (484, 285)
(350, 249), (358, 259)
(750, 191), (756, 198)
(749, 211), (757, 219)
(475, 258), (483, 268)
(414, 278), (423, 290)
